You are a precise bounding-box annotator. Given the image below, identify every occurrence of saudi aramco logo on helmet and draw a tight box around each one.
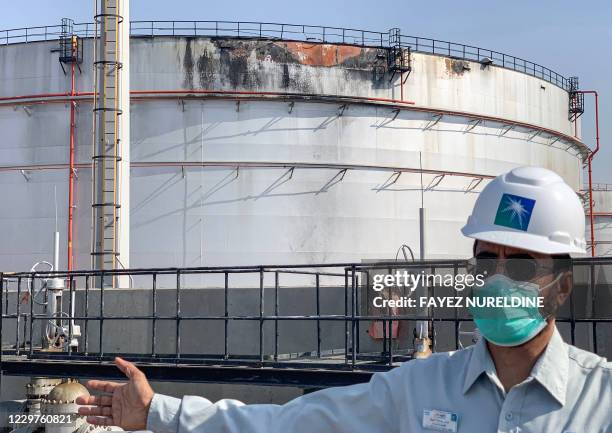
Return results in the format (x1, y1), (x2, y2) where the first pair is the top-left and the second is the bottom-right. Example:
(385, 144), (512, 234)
(493, 193), (536, 231)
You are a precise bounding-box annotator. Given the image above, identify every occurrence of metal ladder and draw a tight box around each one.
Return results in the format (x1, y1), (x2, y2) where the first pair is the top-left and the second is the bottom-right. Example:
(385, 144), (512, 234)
(568, 76), (585, 122)
(92, 0), (123, 283)
(387, 28), (411, 82)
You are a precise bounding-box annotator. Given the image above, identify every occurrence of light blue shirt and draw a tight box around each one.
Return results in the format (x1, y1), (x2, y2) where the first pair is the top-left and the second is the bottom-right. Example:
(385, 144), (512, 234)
(146, 327), (612, 433)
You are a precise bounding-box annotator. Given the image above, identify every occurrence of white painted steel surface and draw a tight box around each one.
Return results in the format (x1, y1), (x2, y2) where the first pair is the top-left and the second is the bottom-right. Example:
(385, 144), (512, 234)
(0, 37), (586, 272)
(588, 189), (612, 256)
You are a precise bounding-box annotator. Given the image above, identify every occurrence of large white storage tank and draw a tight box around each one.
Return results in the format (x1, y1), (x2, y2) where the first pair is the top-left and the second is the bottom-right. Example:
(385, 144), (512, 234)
(0, 22), (589, 271)
(587, 185), (612, 256)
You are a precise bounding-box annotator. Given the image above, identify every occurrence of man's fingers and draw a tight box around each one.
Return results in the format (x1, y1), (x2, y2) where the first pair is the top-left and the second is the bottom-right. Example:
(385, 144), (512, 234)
(78, 406), (113, 417)
(85, 380), (122, 393)
(115, 357), (143, 379)
(75, 395), (113, 406)
(85, 416), (115, 426)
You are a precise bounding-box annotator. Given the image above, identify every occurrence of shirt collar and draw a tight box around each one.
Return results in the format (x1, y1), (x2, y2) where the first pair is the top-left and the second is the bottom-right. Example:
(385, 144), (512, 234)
(462, 335), (497, 394)
(462, 327), (569, 406)
(528, 327), (569, 406)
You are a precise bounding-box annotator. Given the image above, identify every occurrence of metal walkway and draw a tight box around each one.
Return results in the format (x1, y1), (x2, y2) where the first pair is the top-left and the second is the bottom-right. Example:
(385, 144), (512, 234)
(1, 259), (611, 387)
(1, 20), (571, 90)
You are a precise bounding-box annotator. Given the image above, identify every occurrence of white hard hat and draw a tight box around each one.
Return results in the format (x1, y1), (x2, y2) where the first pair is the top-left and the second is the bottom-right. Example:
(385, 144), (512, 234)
(461, 166), (586, 256)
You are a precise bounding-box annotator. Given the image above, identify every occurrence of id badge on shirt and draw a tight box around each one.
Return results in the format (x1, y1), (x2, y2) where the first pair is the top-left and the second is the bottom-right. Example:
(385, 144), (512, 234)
(422, 409), (459, 433)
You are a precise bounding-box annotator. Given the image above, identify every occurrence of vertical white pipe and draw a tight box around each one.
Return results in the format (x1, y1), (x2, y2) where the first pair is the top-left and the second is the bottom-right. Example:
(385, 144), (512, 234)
(53, 231), (60, 271)
(419, 207), (426, 261)
(117, 0), (131, 288)
(418, 207), (429, 341)
(47, 232), (63, 347)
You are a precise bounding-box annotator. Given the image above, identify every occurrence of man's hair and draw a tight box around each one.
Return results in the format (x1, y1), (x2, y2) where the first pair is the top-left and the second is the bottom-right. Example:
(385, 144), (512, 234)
(552, 254), (572, 275)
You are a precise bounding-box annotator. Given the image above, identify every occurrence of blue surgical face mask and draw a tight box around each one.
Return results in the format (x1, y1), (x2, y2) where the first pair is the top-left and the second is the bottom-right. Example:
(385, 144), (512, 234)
(468, 273), (561, 347)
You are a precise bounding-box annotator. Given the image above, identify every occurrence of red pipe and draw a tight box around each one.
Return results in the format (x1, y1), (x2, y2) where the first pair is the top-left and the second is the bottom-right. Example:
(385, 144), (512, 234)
(574, 117), (578, 138)
(578, 90), (600, 257)
(0, 161), (497, 179)
(0, 90), (587, 151)
(0, 88), (591, 151)
(0, 90), (416, 109)
(67, 37), (77, 271)
(0, 92), (73, 101)
(129, 89), (416, 106)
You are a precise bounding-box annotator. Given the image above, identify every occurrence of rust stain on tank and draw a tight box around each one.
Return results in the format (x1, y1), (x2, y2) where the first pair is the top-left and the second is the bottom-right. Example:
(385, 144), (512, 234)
(285, 42), (364, 67)
(445, 58), (470, 76)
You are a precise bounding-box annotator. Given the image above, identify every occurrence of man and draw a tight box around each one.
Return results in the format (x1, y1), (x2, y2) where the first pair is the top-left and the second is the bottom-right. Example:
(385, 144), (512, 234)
(77, 166), (612, 432)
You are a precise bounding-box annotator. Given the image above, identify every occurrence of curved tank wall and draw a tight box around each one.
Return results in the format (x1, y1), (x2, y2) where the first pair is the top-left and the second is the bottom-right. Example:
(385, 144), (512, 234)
(0, 36), (588, 271)
(586, 186), (612, 256)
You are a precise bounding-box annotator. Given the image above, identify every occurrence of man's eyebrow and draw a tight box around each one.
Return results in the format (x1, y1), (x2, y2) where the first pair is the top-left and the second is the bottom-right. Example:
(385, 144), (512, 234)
(475, 251), (497, 257)
(506, 253), (537, 259)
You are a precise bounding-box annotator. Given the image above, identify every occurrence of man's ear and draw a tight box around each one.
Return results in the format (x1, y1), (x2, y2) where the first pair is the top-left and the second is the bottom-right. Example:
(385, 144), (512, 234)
(555, 270), (573, 306)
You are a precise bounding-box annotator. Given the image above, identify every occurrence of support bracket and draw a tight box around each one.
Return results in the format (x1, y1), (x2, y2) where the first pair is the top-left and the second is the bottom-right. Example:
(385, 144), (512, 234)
(390, 109), (400, 122)
(465, 177), (483, 193)
(498, 125), (514, 136)
(464, 119), (482, 133)
(528, 130), (541, 141)
(425, 174), (445, 191)
(424, 114), (443, 131)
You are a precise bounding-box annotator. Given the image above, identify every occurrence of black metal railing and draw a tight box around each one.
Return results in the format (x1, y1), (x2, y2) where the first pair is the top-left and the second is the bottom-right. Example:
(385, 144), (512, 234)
(0, 20), (571, 90)
(1, 258), (610, 386)
(585, 183), (612, 191)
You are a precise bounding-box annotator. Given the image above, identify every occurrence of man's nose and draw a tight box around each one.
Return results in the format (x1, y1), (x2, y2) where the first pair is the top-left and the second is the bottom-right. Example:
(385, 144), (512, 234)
(493, 260), (506, 276)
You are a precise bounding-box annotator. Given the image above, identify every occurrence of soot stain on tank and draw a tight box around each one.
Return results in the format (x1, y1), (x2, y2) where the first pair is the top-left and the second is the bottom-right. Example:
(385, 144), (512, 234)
(281, 63), (291, 88)
(228, 54), (248, 88)
(233, 46), (262, 88)
(445, 58), (470, 76)
(197, 49), (215, 89)
(212, 39), (262, 88)
(291, 68), (312, 93)
(183, 38), (195, 89)
(218, 44), (231, 88)
(339, 47), (378, 70)
(254, 42), (300, 64)
(281, 64), (309, 91)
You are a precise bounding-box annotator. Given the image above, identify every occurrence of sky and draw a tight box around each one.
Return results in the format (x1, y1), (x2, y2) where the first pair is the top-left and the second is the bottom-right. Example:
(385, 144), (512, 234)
(2, 0), (611, 183)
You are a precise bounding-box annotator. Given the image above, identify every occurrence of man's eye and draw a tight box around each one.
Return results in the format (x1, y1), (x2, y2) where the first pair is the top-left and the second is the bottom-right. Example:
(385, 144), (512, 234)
(475, 253), (497, 259)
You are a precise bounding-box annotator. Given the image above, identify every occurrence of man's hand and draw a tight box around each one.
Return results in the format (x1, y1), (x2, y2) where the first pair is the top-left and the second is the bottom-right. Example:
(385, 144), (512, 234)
(76, 357), (155, 430)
